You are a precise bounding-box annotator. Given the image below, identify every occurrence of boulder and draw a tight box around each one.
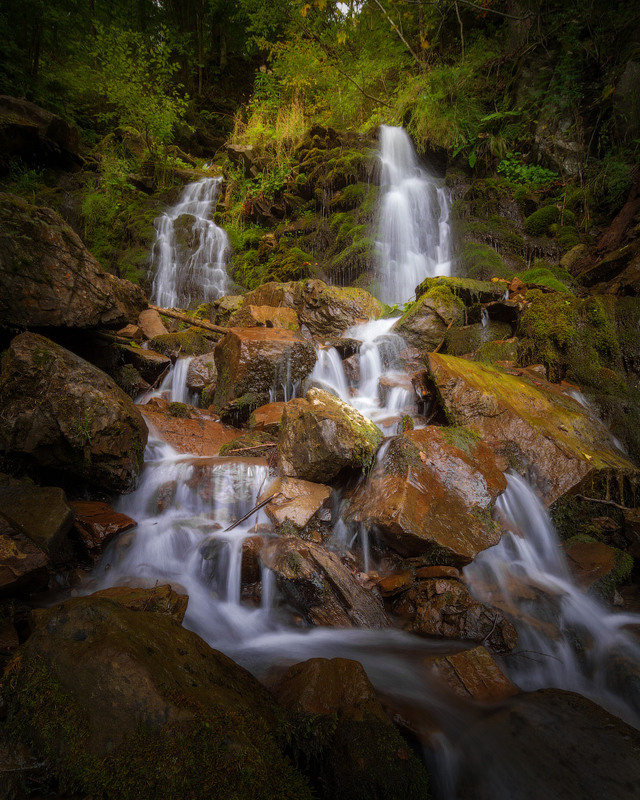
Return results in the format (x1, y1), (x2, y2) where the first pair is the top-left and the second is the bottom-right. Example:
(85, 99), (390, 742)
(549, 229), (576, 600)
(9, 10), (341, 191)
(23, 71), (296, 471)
(249, 402), (287, 433)
(0, 95), (80, 172)
(0, 486), (74, 565)
(278, 388), (384, 482)
(393, 286), (465, 351)
(415, 276), (505, 306)
(260, 538), (390, 628)
(141, 398), (239, 456)
(243, 279), (384, 338)
(218, 430), (278, 459)
(424, 646), (518, 702)
(260, 477), (332, 533)
(228, 304), (300, 331)
(393, 577), (517, 652)
(0, 519), (48, 597)
(213, 327), (316, 409)
(186, 352), (217, 392)
(0, 334), (148, 493)
(148, 329), (215, 360)
(118, 345), (171, 383)
(347, 427), (506, 563)
(0, 194), (146, 329)
(3, 596), (311, 800)
(444, 321), (513, 357)
(427, 354), (637, 505)
(270, 657), (430, 800)
(90, 584), (188, 622)
(138, 308), (169, 339)
(70, 501), (137, 556)
(457, 689), (640, 800)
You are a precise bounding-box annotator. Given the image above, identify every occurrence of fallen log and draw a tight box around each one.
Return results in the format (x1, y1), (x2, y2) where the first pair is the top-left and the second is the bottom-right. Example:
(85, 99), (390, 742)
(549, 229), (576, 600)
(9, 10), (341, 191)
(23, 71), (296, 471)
(149, 305), (230, 336)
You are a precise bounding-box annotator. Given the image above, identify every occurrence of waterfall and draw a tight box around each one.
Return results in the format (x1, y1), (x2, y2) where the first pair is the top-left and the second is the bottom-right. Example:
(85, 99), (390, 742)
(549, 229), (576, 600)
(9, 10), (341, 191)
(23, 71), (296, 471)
(150, 176), (230, 308)
(376, 125), (452, 306)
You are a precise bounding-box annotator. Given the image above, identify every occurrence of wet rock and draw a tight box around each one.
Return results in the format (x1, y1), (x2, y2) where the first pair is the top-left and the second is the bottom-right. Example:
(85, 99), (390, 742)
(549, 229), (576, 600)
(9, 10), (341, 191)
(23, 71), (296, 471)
(141, 397), (239, 456)
(148, 328), (215, 360)
(70, 501), (137, 556)
(485, 298), (524, 323)
(242, 535), (267, 584)
(186, 352), (217, 392)
(0, 485), (74, 565)
(347, 427), (506, 564)
(563, 538), (632, 597)
(444, 321), (513, 357)
(427, 354), (637, 505)
(580, 242), (639, 287)
(213, 327), (316, 410)
(90, 584), (188, 622)
(138, 308), (169, 339)
(278, 388), (384, 482)
(249, 402), (286, 433)
(156, 480), (177, 513)
(228, 304), (300, 331)
(270, 657), (430, 800)
(260, 538), (389, 628)
(457, 689), (640, 800)
(117, 324), (143, 341)
(207, 294), (244, 326)
(118, 345), (171, 383)
(424, 646), (518, 702)
(0, 333), (148, 493)
(376, 569), (414, 596)
(342, 353), (360, 383)
(0, 195), (146, 329)
(393, 285), (465, 351)
(218, 430), (278, 459)
(0, 95), (80, 171)
(242, 279), (383, 338)
(4, 596), (311, 800)
(0, 519), (48, 597)
(394, 577), (517, 652)
(260, 477), (332, 533)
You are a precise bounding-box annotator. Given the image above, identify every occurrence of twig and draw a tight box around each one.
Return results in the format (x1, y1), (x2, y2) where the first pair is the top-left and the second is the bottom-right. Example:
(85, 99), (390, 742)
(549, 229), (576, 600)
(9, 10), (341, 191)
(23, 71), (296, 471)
(432, 319), (454, 354)
(224, 492), (281, 532)
(575, 494), (631, 512)
(223, 444), (276, 454)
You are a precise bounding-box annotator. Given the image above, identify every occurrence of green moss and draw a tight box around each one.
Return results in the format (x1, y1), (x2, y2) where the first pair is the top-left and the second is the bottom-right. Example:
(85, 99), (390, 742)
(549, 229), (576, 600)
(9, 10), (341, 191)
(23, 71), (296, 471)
(149, 329), (213, 357)
(440, 426), (481, 456)
(524, 205), (576, 237)
(516, 267), (574, 293)
(168, 402), (190, 418)
(460, 242), (513, 281)
(415, 275), (504, 306)
(31, 346), (53, 368)
(473, 338), (518, 364)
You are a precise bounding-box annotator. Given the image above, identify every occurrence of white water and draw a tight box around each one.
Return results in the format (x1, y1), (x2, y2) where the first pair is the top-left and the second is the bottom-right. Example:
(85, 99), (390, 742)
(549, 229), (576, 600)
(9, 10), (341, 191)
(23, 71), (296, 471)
(150, 177), (230, 308)
(145, 356), (198, 405)
(376, 125), (451, 306)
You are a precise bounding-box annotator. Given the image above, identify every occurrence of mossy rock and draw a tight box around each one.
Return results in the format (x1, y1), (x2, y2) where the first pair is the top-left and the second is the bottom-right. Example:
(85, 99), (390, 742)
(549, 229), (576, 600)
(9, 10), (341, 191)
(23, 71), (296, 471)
(524, 206), (575, 237)
(444, 321), (513, 357)
(218, 430), (277, 458)
(394, 285), (465, 351)
(473, 338), (519, 364)
(460, 242), (514, 281)
(415, 276), (505, 306)
(148, 329), (215, 359)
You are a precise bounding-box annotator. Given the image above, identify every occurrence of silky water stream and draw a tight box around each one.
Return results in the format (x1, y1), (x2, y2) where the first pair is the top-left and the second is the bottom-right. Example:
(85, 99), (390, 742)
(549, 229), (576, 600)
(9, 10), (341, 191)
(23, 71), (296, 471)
(85, 127), (640, 796)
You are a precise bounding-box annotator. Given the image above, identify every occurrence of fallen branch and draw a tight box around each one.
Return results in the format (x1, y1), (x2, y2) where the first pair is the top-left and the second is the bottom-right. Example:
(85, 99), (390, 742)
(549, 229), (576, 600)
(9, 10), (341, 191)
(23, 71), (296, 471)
(149, 305), (230, 336)
(224, 492), (280, 532)
(575, 494), (631, 512)
(432, 320), (454, 354)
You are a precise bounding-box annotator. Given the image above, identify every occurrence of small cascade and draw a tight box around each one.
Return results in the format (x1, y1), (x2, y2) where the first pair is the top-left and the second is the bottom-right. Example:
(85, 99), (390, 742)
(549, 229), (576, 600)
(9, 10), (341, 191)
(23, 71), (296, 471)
(464, 472), (640, 727)
(376, 125), (452, 306)
(150, 177), (230, 308)
(145, 356), (197, 405)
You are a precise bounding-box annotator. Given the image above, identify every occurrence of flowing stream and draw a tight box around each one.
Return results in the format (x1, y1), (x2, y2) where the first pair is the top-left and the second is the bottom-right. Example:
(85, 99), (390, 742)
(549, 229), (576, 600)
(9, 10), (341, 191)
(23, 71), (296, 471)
(88, 126), (640, 796)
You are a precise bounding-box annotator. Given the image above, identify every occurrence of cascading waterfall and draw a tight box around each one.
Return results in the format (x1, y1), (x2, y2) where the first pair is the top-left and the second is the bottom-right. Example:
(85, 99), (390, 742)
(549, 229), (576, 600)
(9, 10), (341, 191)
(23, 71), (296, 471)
(376, 125), (451, 306)
(150, 176), (230, 308)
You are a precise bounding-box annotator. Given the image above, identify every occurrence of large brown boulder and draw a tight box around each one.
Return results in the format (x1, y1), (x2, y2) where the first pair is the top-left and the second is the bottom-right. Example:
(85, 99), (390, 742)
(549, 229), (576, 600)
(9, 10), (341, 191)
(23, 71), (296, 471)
(213, 326), (316, 411)
(270, 657), (430, 800)
(2, 596), (311, 800)
(347, 427), (506, 563)
(278, 388), (384, 482)
(141, 397), (239, 456)
(0, 96), (80, 172)
(243, 279), (384, 338)
(0, 333), (148, 493)
(0, 194), (147, 329)
(261, 477), (332, 534)
(260, 538), (390, 628)
(427, 354), (637, 505)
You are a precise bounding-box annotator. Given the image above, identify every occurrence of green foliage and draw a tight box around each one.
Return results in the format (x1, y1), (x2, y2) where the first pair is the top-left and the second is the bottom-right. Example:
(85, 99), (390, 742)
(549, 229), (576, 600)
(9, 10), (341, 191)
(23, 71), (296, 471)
(497, 154), (558, 188)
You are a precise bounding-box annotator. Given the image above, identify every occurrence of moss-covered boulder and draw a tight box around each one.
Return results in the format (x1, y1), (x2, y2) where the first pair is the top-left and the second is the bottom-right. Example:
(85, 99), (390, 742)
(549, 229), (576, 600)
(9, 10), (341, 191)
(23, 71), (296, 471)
(260, 538), (389, 628)
(2, 596), (312, 800)
(415, 276), (505, 306)
(393, 286), (465, 351)
(278, 388), (384, 482)
(427, 354), (637, 505)
(0, 333), (147, 493)
(444, 321), (513, 357)
(213, 327), (316, 410)
(347, 427), (506, 564)
(270, 657), (430, 800)
(0, 194), (146, 329)
(148, 328), (216, 360)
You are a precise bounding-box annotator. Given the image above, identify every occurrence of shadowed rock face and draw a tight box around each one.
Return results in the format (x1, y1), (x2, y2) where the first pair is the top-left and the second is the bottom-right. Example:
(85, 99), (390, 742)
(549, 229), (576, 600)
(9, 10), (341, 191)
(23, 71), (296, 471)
(427, 353), (638, 505)
(0, 333), (148, 493)
(347, 426), (507, 563)
(0, 194), (146, 329)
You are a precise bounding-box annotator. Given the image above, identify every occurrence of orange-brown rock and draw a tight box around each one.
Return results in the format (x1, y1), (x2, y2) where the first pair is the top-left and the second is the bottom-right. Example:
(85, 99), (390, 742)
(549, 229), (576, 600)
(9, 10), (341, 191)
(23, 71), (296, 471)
(70, 501), (137, 555)
(347, 427), (506, 563)
(141, 397), (240, 456)
(138, 308), (169, 339)
(0, 519), (48, 597)
(416, 565), (461, 580)
(563, 539), (618, 589)
(213, 327), (316, 409)
(117, 324), (143, 341)
(424, 646), (518, 702)
(393, 577), (517, 652)
(260, 477), (332, 532)
(260, 538), (389, 628)
(90, 584), (188, 622)
(376, 569), (414, 596)
(119, 345), (171, 383)
(427, 353), (637, 505)
(249, 402), (286, 433)
(228, 304), (300, 331)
